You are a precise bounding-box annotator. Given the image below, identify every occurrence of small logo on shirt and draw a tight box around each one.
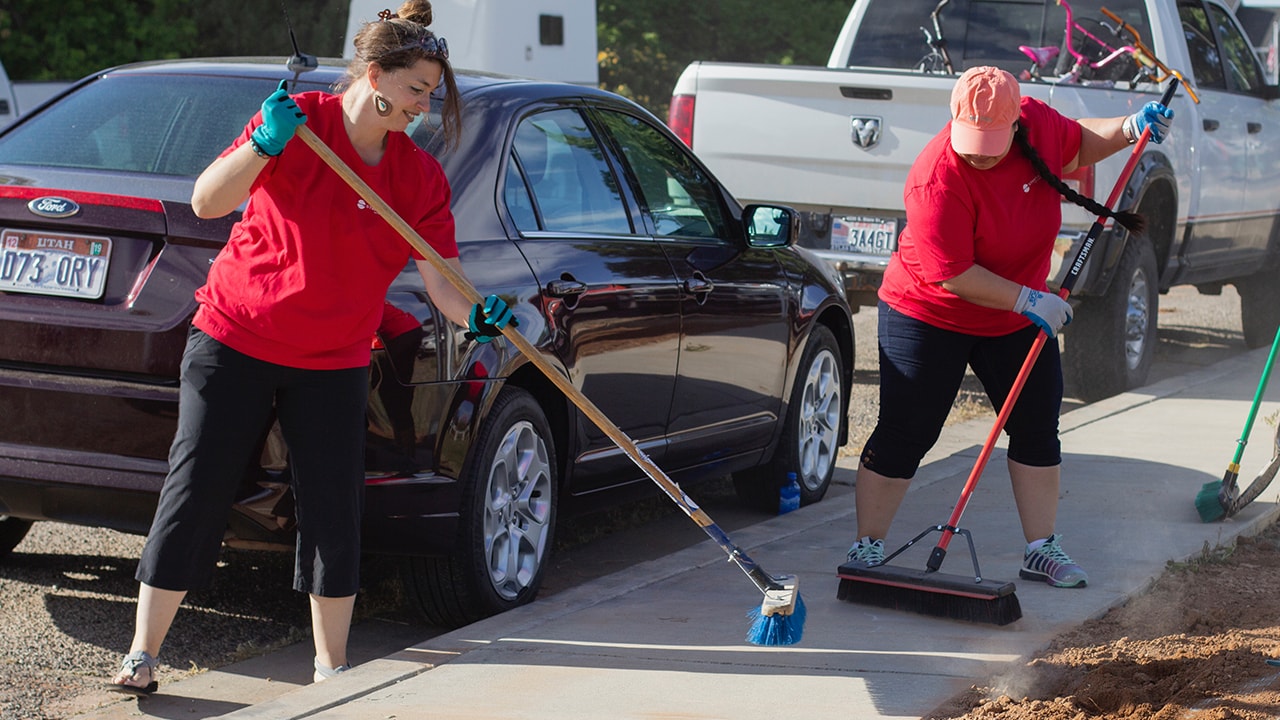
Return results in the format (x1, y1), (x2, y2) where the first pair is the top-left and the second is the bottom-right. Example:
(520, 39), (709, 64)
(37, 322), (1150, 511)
(356, 198), (382, 216)
(1022, 175), (1041, 193)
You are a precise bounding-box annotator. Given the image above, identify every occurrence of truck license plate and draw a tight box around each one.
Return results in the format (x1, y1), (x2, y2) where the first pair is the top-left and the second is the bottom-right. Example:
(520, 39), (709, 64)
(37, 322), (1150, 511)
(0, 229), (111, 300)
(831, 216), (897, 255)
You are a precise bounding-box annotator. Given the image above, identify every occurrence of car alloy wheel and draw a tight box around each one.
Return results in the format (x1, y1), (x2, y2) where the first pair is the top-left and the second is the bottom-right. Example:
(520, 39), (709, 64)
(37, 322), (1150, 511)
(796, 338), (842, 494)
(482, 417), (555, 601)
(401, 387), (558, 628)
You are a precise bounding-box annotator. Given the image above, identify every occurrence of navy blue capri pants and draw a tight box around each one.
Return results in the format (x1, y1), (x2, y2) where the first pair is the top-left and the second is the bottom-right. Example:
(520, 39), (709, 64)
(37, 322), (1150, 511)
(860, 302), (1063, 479)
(136, 327), (368, 597)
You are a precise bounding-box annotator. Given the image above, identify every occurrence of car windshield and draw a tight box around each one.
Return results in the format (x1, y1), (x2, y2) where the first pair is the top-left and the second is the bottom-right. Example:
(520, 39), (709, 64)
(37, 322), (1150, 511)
(0, 72), (446, 178)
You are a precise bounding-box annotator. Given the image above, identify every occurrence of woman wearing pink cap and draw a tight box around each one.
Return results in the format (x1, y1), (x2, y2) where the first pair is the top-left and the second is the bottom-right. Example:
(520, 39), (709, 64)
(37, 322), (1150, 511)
(846, 65), (1173, 588)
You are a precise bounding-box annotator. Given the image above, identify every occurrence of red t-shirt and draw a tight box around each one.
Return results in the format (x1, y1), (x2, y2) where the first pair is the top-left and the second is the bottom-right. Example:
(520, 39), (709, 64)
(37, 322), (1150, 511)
(193, 91), (458, 369)
(879, 96), (1081, 336)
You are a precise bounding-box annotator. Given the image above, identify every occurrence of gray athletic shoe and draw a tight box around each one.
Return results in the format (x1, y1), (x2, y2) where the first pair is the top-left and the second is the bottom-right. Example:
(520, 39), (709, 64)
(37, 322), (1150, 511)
(845, 537), (885, 567)
(1020, 534), (1088, 588)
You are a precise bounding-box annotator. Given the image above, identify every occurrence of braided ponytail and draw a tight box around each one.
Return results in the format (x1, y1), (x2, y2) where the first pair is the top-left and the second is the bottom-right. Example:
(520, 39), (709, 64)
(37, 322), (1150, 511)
(1013, 125), (1145, 234)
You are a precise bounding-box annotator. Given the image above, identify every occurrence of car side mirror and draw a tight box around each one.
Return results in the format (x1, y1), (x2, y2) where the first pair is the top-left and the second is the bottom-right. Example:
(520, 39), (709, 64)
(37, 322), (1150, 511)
(744, 204), (797, 248)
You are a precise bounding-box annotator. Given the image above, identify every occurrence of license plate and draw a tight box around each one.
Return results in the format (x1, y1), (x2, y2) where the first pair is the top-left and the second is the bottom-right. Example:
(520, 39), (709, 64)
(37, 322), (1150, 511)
(0, 229), (111, 299)
(831, 215), (898, 255)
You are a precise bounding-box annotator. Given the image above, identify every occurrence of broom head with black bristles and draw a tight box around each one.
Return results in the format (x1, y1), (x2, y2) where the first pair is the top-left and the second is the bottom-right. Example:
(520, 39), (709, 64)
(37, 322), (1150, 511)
(836, 561), (1022, 626)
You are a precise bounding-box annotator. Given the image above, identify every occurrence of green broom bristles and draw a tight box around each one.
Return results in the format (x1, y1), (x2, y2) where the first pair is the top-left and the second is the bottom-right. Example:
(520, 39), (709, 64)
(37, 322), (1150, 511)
(1194, 480), (1228, 522)
(1196, 468), (1238, 523)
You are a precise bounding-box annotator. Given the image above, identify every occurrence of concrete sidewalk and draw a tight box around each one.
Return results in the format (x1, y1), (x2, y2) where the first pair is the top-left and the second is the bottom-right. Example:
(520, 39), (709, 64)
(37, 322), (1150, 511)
(160, 349), (1280, 719)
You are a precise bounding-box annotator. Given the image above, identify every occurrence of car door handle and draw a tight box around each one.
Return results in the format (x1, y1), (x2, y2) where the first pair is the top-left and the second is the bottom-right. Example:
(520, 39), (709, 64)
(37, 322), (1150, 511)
(1248, 122), (1263, 134)
(684, 274), (714, 297)
(546, 278), (588, 297)
(1203, 118), (1220, 132)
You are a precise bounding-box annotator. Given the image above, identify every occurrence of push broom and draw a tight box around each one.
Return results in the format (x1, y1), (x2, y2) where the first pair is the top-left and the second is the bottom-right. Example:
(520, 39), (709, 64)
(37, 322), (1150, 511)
(1195, 322), (1280, 522)
(294, 124), (805, 645)
(837, 78), (1180, 625)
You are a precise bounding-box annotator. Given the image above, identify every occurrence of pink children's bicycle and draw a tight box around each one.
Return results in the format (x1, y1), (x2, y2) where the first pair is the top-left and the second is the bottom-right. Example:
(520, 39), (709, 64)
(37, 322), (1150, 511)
(1018, 0), (1140, 85)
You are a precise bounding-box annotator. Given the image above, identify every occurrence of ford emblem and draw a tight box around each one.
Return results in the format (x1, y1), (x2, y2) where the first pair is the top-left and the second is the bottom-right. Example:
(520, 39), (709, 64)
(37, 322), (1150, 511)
(27, 196), (81, 218)
(850, 116), (882, 150)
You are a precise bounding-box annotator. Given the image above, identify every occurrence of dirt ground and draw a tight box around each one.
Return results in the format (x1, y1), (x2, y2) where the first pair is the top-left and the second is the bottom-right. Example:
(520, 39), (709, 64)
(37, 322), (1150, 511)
(924, 515), (1280, 720)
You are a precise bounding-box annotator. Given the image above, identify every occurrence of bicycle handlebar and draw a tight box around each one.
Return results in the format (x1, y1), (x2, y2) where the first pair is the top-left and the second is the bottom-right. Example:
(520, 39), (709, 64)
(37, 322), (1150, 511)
(1101, 6), (1201, 103)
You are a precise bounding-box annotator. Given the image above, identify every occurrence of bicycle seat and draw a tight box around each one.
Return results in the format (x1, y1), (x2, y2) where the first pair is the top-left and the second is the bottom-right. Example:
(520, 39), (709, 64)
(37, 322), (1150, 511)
(1019, 45), (1060, 67)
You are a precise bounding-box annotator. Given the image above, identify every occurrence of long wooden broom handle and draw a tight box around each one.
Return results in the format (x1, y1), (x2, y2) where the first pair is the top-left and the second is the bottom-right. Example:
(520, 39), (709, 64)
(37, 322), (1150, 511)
(294, 126), (779, 579)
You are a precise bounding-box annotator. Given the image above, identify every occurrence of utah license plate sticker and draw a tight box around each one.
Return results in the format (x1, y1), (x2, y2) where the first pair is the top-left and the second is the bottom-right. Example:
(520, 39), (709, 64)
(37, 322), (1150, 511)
(0, 229), (111, 299)
(830, 215), (898, 255)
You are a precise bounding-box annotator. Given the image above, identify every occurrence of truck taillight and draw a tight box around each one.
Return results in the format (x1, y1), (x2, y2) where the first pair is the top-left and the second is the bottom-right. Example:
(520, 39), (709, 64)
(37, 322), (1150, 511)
(668, 94), (695, 147)
(1062, 164), (1094, 202)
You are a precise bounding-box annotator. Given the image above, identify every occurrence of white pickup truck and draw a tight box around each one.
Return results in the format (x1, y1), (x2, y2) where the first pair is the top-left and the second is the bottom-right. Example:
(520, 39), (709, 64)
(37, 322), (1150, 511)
(670, 0), (1280, 400)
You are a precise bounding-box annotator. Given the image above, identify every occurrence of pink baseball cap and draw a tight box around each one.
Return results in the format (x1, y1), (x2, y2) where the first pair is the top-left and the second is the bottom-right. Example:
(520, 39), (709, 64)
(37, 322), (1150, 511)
(950, 66), (1020, 156)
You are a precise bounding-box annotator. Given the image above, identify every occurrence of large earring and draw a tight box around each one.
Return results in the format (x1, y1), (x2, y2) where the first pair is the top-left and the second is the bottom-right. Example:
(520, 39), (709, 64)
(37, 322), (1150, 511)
(373, 93), (392, 117)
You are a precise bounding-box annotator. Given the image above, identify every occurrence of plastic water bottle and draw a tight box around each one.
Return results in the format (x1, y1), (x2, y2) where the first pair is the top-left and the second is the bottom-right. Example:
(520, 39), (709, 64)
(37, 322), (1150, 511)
(778, 472), (800, 514)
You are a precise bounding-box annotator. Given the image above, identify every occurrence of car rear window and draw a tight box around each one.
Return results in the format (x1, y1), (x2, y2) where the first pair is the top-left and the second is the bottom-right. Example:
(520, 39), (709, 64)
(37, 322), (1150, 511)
(0, 74), (336, 177)
(844, 0), (1152, 81)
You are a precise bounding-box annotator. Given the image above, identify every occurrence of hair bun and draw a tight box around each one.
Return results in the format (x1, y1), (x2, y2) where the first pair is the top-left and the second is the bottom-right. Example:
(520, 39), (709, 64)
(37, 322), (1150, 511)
(396, 0), (433, 27)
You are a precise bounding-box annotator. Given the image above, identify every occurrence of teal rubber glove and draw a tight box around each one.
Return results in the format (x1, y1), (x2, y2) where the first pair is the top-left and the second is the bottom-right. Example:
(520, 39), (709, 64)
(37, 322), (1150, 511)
(1013, 285), (1072, 338)
(1122, 101), (1174, 144)
(466, 294), (518, 343)
(250, 80), (307, 157)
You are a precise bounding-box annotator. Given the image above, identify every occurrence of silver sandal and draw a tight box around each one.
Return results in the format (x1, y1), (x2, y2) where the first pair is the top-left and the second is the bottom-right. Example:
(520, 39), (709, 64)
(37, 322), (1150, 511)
(105, 649), (159, 696)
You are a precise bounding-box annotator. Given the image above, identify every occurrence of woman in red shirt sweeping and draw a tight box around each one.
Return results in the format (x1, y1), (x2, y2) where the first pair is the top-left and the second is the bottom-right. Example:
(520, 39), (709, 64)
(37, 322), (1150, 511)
(846, 66), (1172, 589)
(108, 0), (514, 694)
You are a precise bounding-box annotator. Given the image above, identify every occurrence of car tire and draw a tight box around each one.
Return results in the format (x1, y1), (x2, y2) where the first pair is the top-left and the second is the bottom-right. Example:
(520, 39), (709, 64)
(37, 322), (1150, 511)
(1063, 234), (1159, 402)
(1237, 271), (1280, 350)
(402, 387), (558, 628)
(732, 325), (843, 512)
(0, 515), (32, 559)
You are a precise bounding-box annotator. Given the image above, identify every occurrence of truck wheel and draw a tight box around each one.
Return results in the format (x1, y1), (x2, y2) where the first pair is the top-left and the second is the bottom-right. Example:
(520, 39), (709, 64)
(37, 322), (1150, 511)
(732, 325), (843, 511)
(1063, 235), (1159, 402)
(1237, 271), (1280, 349)
(0, 515), (32, 559)
(402, 387), (557, 628)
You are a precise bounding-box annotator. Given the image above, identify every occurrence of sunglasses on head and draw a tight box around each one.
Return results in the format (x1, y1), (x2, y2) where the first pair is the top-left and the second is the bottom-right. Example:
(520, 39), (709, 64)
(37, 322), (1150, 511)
(395, 34), (448, 61)
(376, 10), (449, 61)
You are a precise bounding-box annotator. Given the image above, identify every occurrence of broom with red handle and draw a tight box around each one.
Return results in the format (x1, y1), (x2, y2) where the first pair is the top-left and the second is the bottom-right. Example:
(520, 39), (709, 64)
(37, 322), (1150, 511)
(294, 124), (805, 645)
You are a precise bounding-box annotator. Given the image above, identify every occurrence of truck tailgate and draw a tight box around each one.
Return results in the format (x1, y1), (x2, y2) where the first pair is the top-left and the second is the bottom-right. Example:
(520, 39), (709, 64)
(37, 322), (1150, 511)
(687, 65), (955, 211)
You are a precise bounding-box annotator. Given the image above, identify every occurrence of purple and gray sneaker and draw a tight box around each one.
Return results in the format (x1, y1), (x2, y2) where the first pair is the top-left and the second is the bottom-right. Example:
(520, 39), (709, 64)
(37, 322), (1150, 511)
(1020, 534), (1088, 588)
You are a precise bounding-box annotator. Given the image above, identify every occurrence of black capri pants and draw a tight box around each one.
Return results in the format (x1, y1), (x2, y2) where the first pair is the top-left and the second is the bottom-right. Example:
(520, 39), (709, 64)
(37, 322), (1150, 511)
(860, 302), (1063, 479)
(136, 327), (369, 597)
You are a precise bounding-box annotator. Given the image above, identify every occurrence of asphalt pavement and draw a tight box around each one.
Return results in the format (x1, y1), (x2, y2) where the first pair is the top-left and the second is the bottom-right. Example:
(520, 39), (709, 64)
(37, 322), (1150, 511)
(78, 345), (1280, 720)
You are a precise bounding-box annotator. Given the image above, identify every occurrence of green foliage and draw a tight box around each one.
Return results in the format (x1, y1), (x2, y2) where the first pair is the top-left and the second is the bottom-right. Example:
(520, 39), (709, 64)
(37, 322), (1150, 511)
(0, 0), (350, 82)
(598, 0), (852, 118)
(1, 0), (197, 80)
